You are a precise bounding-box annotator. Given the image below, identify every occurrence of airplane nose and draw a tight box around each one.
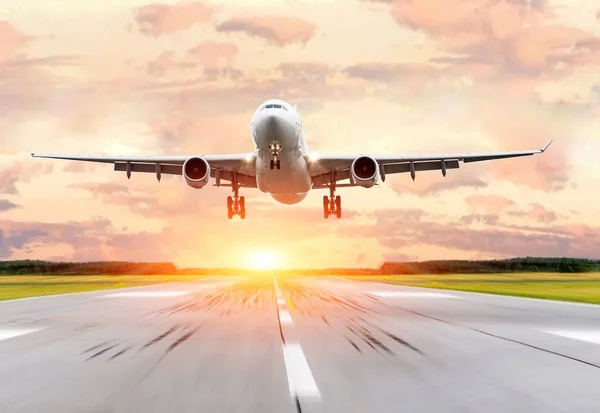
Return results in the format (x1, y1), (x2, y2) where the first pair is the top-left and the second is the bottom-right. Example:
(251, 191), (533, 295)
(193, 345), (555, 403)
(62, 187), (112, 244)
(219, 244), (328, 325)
(264, 115), (279, 132)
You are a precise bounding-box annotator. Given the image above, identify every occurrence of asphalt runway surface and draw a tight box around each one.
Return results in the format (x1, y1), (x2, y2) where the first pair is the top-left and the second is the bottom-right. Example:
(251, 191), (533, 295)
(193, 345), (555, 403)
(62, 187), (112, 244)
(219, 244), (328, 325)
(2, 276), (600, 412)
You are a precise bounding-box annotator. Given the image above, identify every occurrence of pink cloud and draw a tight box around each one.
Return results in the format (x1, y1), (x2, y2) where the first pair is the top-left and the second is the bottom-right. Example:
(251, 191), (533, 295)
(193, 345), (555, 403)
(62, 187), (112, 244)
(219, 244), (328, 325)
(146, 51), (176, 75)
(216, 16), (317, 46)
(0, 199), (19, 212)
(188, 41), (238, 67)
(338, 209), (600, 260)
(0, 161), (53, 195)
(134, 2), (213, 37)
(509, 203), (558, 223)
(390, 170), (488, 197)
(0, 21), (28, 63)
(465, 194), (515, 214)
(0, 218), (177, 262)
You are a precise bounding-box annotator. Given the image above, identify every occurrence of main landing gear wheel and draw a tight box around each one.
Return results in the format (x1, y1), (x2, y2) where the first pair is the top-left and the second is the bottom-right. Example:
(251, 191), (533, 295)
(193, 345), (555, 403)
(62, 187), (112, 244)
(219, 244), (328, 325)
(227, 173), (246, 219)
(323, 176), (342, 219)
(335, 195), (342, 219)
(239, 196), (246, 219)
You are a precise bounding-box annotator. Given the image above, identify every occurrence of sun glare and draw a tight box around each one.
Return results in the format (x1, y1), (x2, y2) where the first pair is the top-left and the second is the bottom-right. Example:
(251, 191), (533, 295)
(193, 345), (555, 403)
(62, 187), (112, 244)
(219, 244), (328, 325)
(247, 250), (281, 270)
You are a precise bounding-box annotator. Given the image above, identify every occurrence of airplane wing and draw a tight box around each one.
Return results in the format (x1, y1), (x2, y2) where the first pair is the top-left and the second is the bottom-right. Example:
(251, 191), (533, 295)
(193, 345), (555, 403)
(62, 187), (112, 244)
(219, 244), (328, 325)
(309, 141), (553, 188)
(29, 152), (258, 188)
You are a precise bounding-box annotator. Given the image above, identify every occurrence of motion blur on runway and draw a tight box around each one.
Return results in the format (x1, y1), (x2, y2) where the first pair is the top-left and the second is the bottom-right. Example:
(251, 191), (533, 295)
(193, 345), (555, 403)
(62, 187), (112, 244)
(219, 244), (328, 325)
(2, 276), (600, 412)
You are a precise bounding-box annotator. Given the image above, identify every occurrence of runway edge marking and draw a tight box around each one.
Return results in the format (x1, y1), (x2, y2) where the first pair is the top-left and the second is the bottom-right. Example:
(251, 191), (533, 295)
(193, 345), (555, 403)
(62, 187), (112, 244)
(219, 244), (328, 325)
(0, 327), (45, 342)
(362, 283), (600, 308)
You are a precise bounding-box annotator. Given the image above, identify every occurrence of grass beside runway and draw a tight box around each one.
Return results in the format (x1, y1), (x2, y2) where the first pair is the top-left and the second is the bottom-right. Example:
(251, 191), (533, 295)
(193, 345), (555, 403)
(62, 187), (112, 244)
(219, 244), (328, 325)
(0, 275), (207, 301)
(339, 273), (600, 304)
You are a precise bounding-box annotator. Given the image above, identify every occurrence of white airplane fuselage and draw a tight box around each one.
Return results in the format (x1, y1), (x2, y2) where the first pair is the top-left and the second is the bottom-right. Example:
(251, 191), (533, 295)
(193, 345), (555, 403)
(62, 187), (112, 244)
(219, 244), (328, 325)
(250, 99), (312, 205)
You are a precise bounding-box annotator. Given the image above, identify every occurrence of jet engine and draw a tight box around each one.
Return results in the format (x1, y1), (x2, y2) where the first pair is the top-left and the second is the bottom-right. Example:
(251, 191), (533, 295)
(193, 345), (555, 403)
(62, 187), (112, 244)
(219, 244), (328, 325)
(350, 156), (380, 188)
(183, 157), (210, 189)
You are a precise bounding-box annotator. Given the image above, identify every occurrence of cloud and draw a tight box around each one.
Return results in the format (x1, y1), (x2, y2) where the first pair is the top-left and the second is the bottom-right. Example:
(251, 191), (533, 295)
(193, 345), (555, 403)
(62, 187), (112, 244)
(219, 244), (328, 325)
(188, 41), (239, 67)
(0, 161), (53, 195)
(0, 21), (28, 63)
(465, 194), (515, 214)
(0, 199), (19, 211)
(509, 202), (558, 223)
(391, 173), (488, 197)
(374, 1), (597, 79)
(385, 0), (549, 38)
(146, 51), (176, 76)
(459, 214), (500, 225)
(339, 209), (600, 259)
(216, 16), (317, 46)
(134, 2), (213, 37)
(0, 217), (177, 261)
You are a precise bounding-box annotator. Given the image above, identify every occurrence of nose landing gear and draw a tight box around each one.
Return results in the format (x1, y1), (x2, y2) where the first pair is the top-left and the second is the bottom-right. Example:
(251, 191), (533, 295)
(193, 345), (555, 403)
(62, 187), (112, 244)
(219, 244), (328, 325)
(268, 142), (282, 170)
(227, 174), (246, 219)
(269, 159), (281, 170)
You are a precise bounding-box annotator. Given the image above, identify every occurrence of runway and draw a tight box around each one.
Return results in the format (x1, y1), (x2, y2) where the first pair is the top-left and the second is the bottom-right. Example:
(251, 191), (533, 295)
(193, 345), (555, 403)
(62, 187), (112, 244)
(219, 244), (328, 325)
(1, 275), (600, 412)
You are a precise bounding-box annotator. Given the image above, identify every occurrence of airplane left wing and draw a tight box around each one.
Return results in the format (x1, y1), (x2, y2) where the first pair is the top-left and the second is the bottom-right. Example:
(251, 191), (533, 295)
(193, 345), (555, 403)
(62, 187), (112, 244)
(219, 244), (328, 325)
(310, 141), (553, 188)
(29, 152), (258, 187)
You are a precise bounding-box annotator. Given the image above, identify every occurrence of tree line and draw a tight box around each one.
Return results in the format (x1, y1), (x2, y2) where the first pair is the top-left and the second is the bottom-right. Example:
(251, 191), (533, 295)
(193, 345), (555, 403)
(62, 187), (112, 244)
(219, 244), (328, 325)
(378, 257), (600, 274)
(0, 260), (177, 275)
(1, 257), (599, 275)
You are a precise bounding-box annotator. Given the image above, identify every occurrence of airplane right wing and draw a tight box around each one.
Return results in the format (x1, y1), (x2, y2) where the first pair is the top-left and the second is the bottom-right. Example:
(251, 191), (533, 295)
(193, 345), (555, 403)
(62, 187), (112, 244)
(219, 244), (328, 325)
(310, 141), (553, 188)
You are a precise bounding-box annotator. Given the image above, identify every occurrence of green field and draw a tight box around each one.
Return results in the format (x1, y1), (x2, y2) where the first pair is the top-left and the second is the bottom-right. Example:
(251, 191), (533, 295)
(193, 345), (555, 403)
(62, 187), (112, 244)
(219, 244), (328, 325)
(341, 273), (600, 304)
(0, 275), (206, 301)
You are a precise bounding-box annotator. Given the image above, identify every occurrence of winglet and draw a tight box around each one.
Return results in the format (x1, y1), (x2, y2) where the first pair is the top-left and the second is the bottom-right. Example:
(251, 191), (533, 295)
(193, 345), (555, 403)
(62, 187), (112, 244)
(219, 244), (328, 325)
(26, 148), (34, 157)
(541, 140), (553, 153)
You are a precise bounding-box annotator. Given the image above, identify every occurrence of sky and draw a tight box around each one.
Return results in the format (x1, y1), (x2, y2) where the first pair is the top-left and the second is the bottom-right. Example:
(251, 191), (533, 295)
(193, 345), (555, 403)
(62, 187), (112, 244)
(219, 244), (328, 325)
(1, 0), (600, 269)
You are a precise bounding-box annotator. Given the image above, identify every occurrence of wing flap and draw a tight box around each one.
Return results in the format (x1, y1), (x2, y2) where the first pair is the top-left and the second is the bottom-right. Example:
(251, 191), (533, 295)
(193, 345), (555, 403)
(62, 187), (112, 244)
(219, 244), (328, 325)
(384, 159), (460, 174)
(114, 162), (182, 175)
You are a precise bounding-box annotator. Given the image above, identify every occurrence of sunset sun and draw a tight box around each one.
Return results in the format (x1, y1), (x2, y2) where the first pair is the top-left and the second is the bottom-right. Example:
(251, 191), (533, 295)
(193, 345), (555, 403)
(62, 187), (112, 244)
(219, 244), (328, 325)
(247, 250), (281, 270)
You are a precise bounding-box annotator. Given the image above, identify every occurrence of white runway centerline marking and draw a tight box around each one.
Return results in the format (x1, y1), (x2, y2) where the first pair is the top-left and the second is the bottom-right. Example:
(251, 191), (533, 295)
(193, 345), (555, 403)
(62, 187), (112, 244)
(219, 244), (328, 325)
(0, 327), (44, 342)
(102, 291), (190, 298)
(279, 310), (293, 324)
(277, 297), (285, 305)
(370, 291), (456, 298)
(282, 343), (320, 398)
(542, 330), (600, 345)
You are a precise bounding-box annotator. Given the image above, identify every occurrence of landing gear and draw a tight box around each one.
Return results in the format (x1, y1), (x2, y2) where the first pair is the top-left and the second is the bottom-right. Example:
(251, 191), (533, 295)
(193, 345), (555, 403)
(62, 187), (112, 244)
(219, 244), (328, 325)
(269, 142), (282, 170)
(269, 159), (281, 170)
(323, 176), (342, 219)
(227, 174), (246, 219)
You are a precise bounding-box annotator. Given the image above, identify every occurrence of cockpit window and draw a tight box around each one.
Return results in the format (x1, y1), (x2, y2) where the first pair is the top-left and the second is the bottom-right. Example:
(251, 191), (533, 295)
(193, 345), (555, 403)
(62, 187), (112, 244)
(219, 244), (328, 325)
(260, 103), (288, 111)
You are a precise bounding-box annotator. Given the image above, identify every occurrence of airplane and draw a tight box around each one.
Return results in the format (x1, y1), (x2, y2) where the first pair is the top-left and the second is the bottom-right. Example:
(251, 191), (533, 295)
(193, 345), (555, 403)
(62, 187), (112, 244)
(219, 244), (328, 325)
(30, 98), (553, 220)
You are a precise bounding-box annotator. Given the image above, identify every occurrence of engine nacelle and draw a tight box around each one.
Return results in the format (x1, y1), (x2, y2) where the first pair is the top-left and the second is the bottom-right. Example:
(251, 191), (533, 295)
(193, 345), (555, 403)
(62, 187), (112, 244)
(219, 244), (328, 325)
(182, 157), (210, 189)
(350, 156), (380, 188)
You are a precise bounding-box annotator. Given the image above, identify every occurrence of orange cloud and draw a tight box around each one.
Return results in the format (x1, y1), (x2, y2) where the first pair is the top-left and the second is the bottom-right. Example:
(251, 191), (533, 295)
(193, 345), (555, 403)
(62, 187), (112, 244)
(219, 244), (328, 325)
(216, 16), (317, 46)
(387, 0), (548, 38)
(134, 2), (213, 37)
(0, 21), (28, 63)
